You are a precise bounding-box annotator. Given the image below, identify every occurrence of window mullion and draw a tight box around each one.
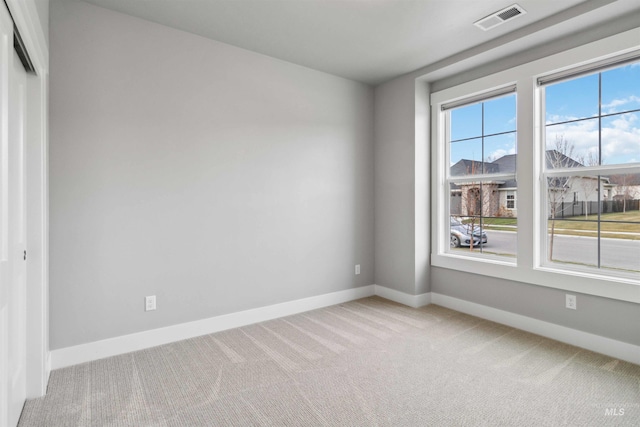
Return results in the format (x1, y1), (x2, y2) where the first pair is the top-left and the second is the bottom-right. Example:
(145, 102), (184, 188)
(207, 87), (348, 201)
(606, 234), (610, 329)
(449, 173), (516, 184)
(544, 164), (640, 177)
(597, 73), (602, 269)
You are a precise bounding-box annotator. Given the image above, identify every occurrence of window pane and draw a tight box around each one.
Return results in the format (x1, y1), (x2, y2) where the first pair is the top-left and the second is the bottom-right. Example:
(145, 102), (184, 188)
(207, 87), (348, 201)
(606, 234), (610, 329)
(449, 181), (517, 258)
(599, 206), (640, 274)
(602, 112), (640, 165)
(449, 214), (489, 252)
(484, 95), (516, 135)
(547, 218), (599, 268)
(546, 176), (640, 274)
(451, 103), (481, 141)
(548, 183), (572, 219)
(484, 133), (516, 172)
(610, 173), (640, 201)
(546, 175), (597, 264)
(450, 138), (482, 176)
(601, 62), (640, 115)
(450, 94), (517, 176)
(481, 219), (518, 258)
(545, 120), (599, 168)
(546, 176), (599, 219)
(546, 73), (598, 124)
(450, 135), (517, 176)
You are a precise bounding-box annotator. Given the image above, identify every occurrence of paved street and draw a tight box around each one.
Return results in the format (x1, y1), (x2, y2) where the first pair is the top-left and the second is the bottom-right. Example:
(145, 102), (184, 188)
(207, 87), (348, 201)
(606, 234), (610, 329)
(458, 231), (640, 272)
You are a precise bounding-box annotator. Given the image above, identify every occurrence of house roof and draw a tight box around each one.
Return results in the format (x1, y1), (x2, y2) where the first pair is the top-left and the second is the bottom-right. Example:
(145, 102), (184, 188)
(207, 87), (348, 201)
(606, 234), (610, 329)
(490, 154), (516, 173)
(452, 152), (640, 191)
(451, 150), (585, 179)
(450, 159), (500, 176)
(544, 150), (584, 169)
(452, 151), (593, 190)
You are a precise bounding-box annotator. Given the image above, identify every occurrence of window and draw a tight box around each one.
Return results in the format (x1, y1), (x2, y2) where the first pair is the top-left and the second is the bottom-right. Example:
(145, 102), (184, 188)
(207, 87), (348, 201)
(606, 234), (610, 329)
(506, 191), (516, 209)
(445, 90), (517, 259)
(541, 60), (640, 277)
(431, 29), (640, 303)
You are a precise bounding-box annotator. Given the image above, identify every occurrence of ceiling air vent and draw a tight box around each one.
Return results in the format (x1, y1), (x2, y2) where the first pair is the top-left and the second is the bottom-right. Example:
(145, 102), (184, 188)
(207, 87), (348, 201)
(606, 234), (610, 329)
(474, 4), (527, 31)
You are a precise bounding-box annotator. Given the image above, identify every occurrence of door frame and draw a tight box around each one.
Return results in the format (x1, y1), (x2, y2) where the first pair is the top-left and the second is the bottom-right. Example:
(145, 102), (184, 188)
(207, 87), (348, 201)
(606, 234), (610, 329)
(4, 0), (49, 399)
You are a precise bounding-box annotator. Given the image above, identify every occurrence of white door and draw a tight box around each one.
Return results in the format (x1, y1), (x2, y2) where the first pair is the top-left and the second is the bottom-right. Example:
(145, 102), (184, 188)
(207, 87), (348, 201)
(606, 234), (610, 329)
(1, 2), (28, 425)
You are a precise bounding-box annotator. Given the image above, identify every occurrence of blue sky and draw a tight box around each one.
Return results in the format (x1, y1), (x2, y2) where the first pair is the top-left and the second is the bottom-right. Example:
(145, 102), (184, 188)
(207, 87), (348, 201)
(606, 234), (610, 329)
(450, 95), (516, 168)
(450, 62), (640, 167)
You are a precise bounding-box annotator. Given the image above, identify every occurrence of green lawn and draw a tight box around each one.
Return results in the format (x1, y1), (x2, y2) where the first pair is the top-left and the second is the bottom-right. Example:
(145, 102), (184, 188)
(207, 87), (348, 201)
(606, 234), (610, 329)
(483, 217), (517, 226)
(551, 210), (640, 232)
(549, 211), (640, 239)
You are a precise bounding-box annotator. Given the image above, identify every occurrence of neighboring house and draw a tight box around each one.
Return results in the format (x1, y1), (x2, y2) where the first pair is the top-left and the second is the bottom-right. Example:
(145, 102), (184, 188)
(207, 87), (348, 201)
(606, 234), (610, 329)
(610, 173), (640, 201)
(609, 173), (640, 213)
(450, 150), (635, 218)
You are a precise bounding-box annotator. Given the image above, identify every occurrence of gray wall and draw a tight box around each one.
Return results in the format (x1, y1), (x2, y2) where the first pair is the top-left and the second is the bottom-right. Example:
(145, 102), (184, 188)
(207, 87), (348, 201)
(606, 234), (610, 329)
(50, 0), (639, 351)
(431, 268), (640, 346)
(373, 75), (417, 295)
(373, 75), (429, 296)
(373, 15), (640, 346)
(33, 0), (48, 43)
(50, 1), (374, 349)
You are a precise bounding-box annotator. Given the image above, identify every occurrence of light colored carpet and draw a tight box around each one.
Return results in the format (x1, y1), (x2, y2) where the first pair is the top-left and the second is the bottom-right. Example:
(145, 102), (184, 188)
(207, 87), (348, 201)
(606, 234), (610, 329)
(19, 296), (640, 426)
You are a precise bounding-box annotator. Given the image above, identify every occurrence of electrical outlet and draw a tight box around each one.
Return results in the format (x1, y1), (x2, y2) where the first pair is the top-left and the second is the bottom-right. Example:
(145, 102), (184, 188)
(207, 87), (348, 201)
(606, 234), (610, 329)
(355, 264), (360, 275)
(145, 295), (156, 311)
(565, 294), (576, 310)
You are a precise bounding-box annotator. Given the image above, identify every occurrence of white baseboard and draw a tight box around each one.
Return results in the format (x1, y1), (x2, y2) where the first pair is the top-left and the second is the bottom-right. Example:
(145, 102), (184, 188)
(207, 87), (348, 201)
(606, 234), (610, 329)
(373, 285), (431, 308)
(51, 285), (375, 369)
(51, 285), (638, 370)
(431, 293), (640, 365)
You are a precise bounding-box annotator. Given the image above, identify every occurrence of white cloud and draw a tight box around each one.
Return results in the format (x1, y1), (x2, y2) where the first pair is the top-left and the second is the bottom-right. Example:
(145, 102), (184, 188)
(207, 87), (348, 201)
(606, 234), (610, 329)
(546, 112), (639, 165)
(488, 147), (516, 161)
(602, 95), (640, 114)
(601, 114), (640, 162)
(547, 94), (640, 122)
(545, 113), (596, 125)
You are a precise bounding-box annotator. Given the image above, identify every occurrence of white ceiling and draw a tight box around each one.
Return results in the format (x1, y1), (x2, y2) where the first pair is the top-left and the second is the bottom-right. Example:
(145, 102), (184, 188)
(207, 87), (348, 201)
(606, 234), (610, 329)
(78, 0), (640, 85)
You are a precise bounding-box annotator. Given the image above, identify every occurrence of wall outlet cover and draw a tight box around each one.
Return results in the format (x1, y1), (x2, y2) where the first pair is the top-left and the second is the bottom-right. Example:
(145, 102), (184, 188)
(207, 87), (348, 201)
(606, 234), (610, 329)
(145, 295), (156, 311)
(565, 294), (576, 310)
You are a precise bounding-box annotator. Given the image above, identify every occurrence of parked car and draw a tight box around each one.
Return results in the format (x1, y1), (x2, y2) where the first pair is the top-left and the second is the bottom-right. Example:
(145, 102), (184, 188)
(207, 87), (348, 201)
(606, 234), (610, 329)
(450, 217), (488, 248)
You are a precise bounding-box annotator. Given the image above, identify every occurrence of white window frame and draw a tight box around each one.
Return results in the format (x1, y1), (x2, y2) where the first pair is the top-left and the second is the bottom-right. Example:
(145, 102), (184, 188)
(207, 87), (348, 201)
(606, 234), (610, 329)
(430, 28), (640, 304)
(443, 90), (517, 261)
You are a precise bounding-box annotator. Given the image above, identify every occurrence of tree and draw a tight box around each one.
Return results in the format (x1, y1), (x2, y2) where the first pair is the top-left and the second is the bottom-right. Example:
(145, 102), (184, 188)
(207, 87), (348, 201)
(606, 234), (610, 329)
(460, 185), (483, 251)
(458, 160), (496, 251)
(546, 135), (577, 261)
(577, 151), (599, 218)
